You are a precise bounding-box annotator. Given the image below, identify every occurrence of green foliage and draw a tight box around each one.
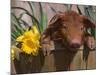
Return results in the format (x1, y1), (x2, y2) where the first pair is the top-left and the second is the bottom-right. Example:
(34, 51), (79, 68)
(11, 3), (96, 42)
(84, 6), (96, 38)
(64, 4), (72, 10)
(11, 2), (48, 43)
(84, 6), (96, 23)
(39, 3), (47, 33)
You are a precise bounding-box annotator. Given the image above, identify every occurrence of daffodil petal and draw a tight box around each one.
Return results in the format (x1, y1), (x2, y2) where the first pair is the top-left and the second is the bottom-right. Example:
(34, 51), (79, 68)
(11, 48), (15, 61)
(16, 25), (41, 56)
(32, 25), (40, 35)
(16, 35), (24, 42)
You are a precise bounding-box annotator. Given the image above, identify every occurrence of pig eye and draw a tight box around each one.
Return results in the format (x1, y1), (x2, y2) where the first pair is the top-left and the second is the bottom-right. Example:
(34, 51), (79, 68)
(63, 24), (67, 29)
(80, 26), (84, 31)
(63, 26), (67, 28)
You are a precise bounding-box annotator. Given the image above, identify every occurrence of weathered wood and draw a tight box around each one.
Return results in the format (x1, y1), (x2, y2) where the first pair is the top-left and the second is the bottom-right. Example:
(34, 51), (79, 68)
(11, 61), (16, 75)
(41, 49), (96, 71)
(13, 47), (96, 74)
(11, 1), (96, 74)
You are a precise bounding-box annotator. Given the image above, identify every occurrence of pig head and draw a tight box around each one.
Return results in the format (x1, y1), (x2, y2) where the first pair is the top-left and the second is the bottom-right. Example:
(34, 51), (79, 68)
(41, 11), (95, 56)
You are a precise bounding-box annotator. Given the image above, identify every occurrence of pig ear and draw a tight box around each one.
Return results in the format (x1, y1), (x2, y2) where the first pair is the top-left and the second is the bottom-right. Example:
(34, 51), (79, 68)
(49, 12), (66, 25)
(80, 16), (96, 29)
(49, 14), (61, 25)
(48, 13), (63, 29)
(43, 14), (62, 38)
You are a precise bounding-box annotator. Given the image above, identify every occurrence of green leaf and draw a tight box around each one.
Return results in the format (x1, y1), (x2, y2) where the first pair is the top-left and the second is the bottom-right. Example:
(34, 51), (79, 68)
(19, 19), (29, 28)
(42, 13), (47, 32)
(29, 2), (42, 34)
(11, 36), (16, 42)
(39, 2), (43, 33)
(84, 6), (96, 38)
(11, 32), (17, 39)
(91, 29), (96, 38)
(12, 7), (40, 34)
(11, 31), (21, 39)
(28, 2), (34, 16)
(84, 6), (96, 23)
(12, 7), (39, 25)
(77, 5), (82, 15)
(18, 12), (26, 20)
(49, 5), (57, 13)
(64, 4), (72, 10)
(39, 3), (47, 33)
(11, 13), (25, 34)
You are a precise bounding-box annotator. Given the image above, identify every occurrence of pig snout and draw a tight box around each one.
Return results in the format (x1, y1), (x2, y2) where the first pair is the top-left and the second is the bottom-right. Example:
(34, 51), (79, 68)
(70, 39), (81, 48)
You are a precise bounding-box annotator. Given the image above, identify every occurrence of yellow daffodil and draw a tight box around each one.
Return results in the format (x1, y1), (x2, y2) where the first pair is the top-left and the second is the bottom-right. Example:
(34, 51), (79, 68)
(11, 48), (15, 61)
(16, 25), (41, 56)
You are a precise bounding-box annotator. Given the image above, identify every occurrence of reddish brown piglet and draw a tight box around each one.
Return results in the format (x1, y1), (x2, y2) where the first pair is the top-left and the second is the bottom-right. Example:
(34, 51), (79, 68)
(41, 11), (95, 56)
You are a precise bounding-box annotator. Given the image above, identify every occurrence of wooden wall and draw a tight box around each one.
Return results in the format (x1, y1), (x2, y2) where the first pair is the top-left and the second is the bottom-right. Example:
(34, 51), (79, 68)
(12, 47), (95, 74)
(11, 1), (96, 74)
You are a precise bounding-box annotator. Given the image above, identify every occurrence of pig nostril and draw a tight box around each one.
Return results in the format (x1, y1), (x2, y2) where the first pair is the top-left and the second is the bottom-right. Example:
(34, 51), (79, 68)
(71, 44), (80, 48)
